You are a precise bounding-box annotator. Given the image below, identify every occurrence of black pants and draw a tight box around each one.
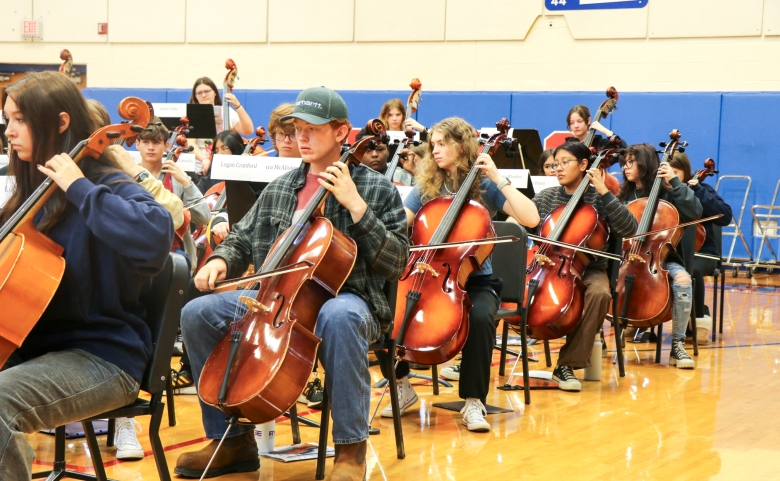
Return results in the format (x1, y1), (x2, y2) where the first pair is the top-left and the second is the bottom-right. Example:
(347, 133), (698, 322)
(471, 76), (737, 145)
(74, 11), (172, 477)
(693, 257), (718, 319)
(378, 276), (501, 403)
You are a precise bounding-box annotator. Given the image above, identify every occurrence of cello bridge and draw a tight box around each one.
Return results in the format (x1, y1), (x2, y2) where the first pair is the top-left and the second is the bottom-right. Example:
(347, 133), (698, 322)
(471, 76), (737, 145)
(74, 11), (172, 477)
(415, 262), (439, 278)
(628, 254), (646, 264)
(238, 296), (271, 313)
(534, 254), (555, 267)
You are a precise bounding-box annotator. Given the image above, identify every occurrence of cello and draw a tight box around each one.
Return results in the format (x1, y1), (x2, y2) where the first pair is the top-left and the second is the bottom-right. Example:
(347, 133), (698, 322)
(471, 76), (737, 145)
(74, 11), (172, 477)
(0, 97), (151, 367)
(392, 119), (512, 365)
(691, 158), (718, 251)
(197, 119), (387, 423)
(522, 146), (623, 340)
(583, 87), (621, 195)
(385, 127), (417, 184)
(615, 130), (686, 328)
(407, 78), (422, 122)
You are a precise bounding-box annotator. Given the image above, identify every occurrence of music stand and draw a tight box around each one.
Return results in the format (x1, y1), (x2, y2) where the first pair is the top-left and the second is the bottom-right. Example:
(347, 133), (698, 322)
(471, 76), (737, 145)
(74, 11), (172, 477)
(492, 129), (544, 176)
(225, 180), (259, 225)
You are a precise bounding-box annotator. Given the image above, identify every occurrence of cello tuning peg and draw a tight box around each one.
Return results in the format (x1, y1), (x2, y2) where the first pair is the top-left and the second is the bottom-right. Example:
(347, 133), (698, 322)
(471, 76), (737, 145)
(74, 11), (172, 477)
(412, 141), (420, 146)
(679, 141), (689, 147)
(106, 132), (121, 139)
(659, 141), (667, 147)
(148, 121), (163, 126)
(677, 147), (686, 153)
(367, 140), (378, 150)
(129, 125), (145, 133)
(185, 146), (195, 152)
(481, 133), (489, 139)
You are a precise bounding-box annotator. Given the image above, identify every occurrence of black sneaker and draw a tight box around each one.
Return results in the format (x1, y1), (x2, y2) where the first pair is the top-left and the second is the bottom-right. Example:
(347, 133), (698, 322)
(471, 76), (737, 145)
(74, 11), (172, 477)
(172, 333), (183, 356)
(303, 377), (324, 409)
(552, 365), (581, 392)
(669, 341), (695, 369)
(171, 368), (195, 394)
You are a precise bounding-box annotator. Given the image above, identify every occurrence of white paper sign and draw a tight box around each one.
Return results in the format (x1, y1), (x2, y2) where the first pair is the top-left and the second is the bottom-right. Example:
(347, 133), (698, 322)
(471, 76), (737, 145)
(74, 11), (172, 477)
(151, 103), (187, 118)
(395, 185), (413, 201)
(0, 176), (15, 208)
(479, 127), (516, 138)
(497, 169), (529, 188)
(125, 150), (197, 172)
(531, 176), (560, 193)
(211, 155), (301, 182)
(385, 130), (422, 144)
(0, 155), (8, 170)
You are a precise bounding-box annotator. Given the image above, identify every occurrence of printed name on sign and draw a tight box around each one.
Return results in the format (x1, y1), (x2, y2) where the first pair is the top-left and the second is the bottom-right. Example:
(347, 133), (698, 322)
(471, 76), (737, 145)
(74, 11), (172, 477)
(210, 155), (302, 182)
(497, 169), (529, 189)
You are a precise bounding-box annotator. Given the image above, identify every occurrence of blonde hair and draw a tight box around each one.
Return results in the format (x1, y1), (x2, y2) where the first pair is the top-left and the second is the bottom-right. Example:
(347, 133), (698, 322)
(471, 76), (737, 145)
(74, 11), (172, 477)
(415, 117), (482, 204)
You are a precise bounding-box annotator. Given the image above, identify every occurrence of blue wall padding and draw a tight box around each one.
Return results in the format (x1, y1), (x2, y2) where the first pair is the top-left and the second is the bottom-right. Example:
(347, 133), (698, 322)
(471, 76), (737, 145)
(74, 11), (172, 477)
(79, 87), (780, 259)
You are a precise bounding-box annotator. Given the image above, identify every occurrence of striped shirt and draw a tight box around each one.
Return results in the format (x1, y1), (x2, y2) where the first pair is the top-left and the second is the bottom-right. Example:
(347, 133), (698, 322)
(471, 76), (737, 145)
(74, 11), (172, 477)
(532, 185), (638, 270)
(211, 161), (409, 332)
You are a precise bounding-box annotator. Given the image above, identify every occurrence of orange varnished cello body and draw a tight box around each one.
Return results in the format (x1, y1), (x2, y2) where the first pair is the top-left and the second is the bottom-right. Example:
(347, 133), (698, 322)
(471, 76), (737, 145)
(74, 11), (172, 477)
(198, 120), (386, 423)
(615, 130), (685, 328)
(692, 158), (718, 252)
(392, 119), (511, 365)
(522, 148), (622, 339)
(0, 97), (151, 367)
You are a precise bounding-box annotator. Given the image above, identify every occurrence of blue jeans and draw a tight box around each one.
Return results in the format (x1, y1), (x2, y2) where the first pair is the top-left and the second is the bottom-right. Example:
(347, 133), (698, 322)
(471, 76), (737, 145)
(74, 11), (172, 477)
(0, 350), (139, 480)
(664, 261), (692, 342)
(181, 291), (379, 444)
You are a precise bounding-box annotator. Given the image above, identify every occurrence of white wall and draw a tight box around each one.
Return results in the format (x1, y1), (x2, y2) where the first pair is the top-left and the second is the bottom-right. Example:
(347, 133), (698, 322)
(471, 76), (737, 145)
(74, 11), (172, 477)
(1, 0), (779, 91)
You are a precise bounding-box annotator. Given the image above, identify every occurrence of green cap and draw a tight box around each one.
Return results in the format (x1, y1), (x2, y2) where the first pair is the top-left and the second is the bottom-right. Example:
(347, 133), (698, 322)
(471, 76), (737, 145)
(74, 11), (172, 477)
(281, 86), (349, 125)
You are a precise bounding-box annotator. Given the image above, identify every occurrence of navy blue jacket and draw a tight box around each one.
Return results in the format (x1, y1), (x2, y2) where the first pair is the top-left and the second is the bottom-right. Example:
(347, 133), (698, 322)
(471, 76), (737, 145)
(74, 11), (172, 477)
(19, 173), (174, 383)
(692, 181), (732, 257)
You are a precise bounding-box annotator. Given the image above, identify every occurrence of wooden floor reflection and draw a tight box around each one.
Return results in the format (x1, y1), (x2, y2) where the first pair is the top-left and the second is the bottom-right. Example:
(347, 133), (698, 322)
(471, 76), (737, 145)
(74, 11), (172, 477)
(28, 273), (780, 480)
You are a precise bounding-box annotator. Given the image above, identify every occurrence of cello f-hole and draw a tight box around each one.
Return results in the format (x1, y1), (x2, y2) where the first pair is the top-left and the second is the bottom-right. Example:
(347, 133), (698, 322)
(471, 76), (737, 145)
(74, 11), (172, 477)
(646, 251), (657, 274)
(556, 256), (567, 278)
(272, 294), (286, 328)
(441, 263), (452, 293)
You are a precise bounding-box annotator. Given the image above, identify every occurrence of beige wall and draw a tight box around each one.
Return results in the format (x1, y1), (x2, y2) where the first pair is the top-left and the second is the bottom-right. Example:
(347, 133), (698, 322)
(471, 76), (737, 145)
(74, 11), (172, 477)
(1, 0), (779, 91)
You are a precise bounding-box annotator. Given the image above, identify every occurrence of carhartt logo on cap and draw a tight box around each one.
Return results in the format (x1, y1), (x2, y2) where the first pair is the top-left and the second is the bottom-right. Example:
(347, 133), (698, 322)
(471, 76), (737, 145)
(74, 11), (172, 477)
(280, 86), (349, 126)
(296, 100), (323, 110)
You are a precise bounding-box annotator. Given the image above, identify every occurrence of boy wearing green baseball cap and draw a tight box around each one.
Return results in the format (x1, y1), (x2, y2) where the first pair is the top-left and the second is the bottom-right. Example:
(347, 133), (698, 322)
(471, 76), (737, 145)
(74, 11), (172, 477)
(176, 87), (409, 480)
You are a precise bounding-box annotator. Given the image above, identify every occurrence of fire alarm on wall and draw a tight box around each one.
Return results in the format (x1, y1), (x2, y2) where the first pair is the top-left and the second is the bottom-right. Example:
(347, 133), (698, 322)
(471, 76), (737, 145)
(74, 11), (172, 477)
(98, 23), (108, 34)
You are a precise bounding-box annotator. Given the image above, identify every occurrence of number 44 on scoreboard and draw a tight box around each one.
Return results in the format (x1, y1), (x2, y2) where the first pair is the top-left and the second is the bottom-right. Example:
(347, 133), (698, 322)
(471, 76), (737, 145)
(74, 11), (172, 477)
(545, 0), (647, 10)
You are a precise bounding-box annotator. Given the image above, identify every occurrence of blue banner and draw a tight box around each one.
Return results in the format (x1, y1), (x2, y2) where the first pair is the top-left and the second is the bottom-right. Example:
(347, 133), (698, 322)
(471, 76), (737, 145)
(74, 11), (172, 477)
(545, 0), (647, 10)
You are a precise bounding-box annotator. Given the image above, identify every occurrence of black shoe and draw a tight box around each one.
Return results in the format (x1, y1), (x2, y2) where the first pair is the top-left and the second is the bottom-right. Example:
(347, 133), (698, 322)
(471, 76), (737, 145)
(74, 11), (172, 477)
(552, 365), (581, 392)
(669, 341), (695, 369)
(171, 367), (195, 394)
(172, 333), (184, 356)
(409, 363), (430, 371)
(303, 377), (324, 409)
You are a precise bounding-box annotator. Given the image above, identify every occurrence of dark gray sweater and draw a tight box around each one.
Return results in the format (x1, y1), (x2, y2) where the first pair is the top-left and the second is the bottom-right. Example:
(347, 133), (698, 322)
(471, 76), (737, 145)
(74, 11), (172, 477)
(531, 185), (638, 270)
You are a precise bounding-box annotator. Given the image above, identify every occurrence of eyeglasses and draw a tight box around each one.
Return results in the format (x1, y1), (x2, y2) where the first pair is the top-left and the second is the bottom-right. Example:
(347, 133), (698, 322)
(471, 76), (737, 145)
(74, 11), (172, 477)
(195, 89), (213, 97)
(275, 132), (298, 143)
(622, 159), (636, 169)
(550, 159), (575, 170)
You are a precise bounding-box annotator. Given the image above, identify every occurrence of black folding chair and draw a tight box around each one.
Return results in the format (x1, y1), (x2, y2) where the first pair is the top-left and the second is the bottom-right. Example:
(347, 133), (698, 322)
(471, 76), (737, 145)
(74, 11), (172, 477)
(33, 253), (188, 481)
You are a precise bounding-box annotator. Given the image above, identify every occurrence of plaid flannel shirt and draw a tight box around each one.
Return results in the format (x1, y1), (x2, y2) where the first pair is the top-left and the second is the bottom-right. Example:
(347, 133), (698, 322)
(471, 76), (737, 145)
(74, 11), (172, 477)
(211, 161), (409, 332)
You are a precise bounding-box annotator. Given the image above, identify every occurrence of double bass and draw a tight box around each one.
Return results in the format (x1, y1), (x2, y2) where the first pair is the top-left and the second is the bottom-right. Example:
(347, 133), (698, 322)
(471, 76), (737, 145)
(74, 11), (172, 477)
(583, 87), (621, 195)
(0, 97), (151, 366)
(522, 146), (623, 340)
(615, 130), (686, 328)
(198, 120), (387, 423)
(221, 59), (238, 132)
(392, 119), (512, 365)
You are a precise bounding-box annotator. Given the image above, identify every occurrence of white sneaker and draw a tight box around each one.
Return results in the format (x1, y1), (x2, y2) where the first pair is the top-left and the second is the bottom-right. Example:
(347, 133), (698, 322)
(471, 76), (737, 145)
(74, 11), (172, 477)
(696, 315), (712, 345)
(460, 398), (490, 432)
(440, 363), (461, 381)
(380, 376), (418, 418)
(114, 417), (144, 460)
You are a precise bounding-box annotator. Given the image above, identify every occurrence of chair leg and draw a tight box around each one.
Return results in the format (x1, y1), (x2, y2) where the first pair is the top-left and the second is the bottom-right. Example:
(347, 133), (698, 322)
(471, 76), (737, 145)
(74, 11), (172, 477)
(498, 322), (509, 376)
(82, 421), (109, 481)
(719, 268), (726, 334)
(31, 425), (67, 479)
(543, 340), (552, 367)
(149, 401), (172, 481)
(612, 314), (625, 378)
(289, 403), (301, 445)
(106, 418), (115, 447)
(712, 270), (719, 342)
(385, 342), (405, 459)
(166, 372), (176, 427)
(655, 323), (663, 363)
(316, 387), (331, 480)
(431, 365), (439, 395)
(690, 278), (698, 356)
(520, 316), (531, 405)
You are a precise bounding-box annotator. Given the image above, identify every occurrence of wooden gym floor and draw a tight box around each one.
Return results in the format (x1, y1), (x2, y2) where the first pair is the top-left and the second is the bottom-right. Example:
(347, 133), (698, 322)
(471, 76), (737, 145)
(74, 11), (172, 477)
(27, 272), (780, 480)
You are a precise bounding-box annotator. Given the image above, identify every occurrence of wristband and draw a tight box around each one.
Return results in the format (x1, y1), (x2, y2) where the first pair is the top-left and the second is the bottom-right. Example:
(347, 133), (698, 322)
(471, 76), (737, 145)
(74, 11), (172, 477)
(496, 177), (511, 190)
